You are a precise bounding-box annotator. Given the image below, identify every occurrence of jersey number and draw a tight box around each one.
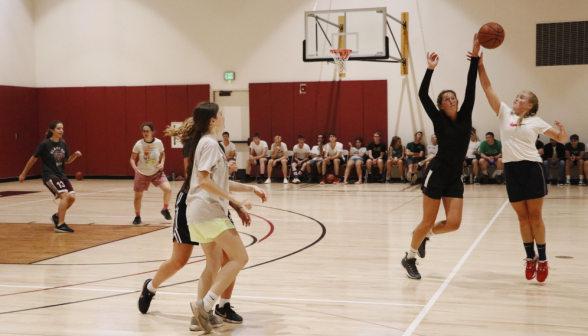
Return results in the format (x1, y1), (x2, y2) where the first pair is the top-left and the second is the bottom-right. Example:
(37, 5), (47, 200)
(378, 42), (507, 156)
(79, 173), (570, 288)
(56, 181), (66, 189)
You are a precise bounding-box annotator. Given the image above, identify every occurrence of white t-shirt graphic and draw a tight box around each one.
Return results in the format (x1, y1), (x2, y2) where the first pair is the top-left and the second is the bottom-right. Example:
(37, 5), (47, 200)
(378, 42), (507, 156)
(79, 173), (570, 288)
(498, 102), (551, 163)
(133, 138), (165, 176)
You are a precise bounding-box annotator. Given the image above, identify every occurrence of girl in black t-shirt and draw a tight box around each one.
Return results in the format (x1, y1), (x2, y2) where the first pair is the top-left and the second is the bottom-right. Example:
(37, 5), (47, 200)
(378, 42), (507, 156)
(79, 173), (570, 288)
(19, 120), (81, 233)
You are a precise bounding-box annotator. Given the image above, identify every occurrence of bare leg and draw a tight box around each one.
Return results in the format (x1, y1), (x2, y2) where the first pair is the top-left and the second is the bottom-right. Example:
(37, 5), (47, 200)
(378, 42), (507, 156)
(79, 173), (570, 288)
(472, 159), (479, 176)
(344, 161), (352, 183)
(281, 159), (288, 177)
(429, 197), (464, 234)
(198, 242), (224, 299)
(510, 201), (534, 243)
(207, 229), (249, 296)
(246, 159), (252, 175)
(56, 192), (71, 225)
(526, 198), (546, 244)
(259, 158), (267, 174)
(377, 159), (384, 174)
(267, 159), (274, 178)
(152, 243), (193, 288)
(497, 158), (504, 170)
(220, 251), (237, 300)
(410, 195), (442, 250)
(398, 160), (405, 178)
(334, 159), (340, 175)
(355, 161), (364, 184)
(386, 159), (392, 178)
(134, 191), (143, 214)
(159, 182), (172, 206)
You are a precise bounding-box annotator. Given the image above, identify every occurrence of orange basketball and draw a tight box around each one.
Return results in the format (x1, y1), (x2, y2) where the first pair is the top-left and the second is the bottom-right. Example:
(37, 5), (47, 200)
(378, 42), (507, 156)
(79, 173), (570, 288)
(326, 174), (335, 183)
(478, 22), (505, 49)
(75, 172), (84, 180)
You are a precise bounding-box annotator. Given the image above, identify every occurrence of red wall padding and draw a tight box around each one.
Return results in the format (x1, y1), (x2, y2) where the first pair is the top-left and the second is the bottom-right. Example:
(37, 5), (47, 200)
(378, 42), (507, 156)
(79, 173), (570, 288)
(249, 80), (387, 151)
(2, 84), (209, 179)
(0, 86), (39, 179)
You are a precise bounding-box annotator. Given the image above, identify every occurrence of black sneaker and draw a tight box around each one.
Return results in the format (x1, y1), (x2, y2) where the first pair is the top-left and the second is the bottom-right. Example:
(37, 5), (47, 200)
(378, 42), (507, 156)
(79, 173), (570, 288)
(54, 223), (74, 233)
(474, 176), (480, 185)
(138, 278), (155, 314)
(417, 237), (429, 258)
(161, 209), (172, 220)
(256, 177), (265, 184)
(215, 303), (243, 324)
(495, 174), (503, 185)
(401, 252), (421, 280)
(50, 213), (58, 226)
(133, 216), (141, 225)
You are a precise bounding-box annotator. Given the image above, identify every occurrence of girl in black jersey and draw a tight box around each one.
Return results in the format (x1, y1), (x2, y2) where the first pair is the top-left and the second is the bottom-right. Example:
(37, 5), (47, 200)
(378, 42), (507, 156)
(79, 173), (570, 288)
(401, 35), (480, 280)
(19, 120), (82, 233)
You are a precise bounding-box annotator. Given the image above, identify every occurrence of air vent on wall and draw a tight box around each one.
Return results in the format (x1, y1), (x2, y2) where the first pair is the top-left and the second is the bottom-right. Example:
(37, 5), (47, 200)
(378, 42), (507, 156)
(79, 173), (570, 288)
(536, 21), (587, 66)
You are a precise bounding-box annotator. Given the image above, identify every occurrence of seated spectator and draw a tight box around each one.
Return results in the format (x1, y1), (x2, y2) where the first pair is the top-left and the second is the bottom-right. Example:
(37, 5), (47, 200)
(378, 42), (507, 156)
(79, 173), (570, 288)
(405, 131), (425, 185)
(386, 136), (405, 183)
(291, 135), (310, 184)
(543, 138), (566, 185)
(305, 134), (325, 183)
(321, 132), (344, 185)
(366, 132), (386, 183)
(536, 134), (544, 158)
(464, 127), (481, 184)
(565, 134), (585, 185)
(245, 133), (268, 184)
(479, 132), (504, 184)
(344, 137), (367, 185)
(220, 132), (237, 162)
(265, 135), (289, 184)
(419, 134), (438, 170)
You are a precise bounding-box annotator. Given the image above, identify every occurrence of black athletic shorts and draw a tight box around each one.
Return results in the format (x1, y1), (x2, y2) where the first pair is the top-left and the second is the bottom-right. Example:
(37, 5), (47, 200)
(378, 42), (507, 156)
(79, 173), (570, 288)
(326, 157), (346, 166)
(421, 159), (464, 199)
(255, 156), (270, 165)
(504, 160), (547, 203)
(172, 190), (236, 245)
(464, 158), (476, 166)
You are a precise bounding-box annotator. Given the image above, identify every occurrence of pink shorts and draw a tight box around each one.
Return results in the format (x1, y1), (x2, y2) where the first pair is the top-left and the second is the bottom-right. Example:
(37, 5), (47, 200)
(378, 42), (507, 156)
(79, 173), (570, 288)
(134, 171), (169, 192)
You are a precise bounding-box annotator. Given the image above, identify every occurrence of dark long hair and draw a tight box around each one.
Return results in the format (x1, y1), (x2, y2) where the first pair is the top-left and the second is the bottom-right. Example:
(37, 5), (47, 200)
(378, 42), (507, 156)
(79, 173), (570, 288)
(183, 102), (220, 193)
(45, 120), (63, 139)
(390, 136), (401, 148)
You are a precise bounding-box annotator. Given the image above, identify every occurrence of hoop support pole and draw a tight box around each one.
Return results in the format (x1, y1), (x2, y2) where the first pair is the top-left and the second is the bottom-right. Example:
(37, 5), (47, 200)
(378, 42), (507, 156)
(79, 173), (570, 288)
(387, 14), (406, 28)
(400, 12), (409, 76)
(310, 14), (342, 30)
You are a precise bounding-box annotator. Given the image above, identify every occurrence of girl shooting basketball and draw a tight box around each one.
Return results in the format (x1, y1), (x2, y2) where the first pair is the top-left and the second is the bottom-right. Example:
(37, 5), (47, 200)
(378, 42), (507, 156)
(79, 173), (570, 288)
(478, 52), (568, 282)
(130, 123), (172, 224)
(19, 120), (81, 233)
(401, 35), (480, 280)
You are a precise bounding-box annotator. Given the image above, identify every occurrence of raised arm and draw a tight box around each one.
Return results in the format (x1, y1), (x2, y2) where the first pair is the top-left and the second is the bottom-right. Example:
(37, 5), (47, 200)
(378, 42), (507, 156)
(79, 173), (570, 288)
(543, 121), (569, 143)
(419, 52), (442, 123)
(477, 52), (501, 115)
(461, 34), (480, 117)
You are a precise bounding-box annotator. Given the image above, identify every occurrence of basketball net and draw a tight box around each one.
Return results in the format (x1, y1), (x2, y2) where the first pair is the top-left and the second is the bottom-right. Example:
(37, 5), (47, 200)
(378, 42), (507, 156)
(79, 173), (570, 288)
(330, 49), (352, 78)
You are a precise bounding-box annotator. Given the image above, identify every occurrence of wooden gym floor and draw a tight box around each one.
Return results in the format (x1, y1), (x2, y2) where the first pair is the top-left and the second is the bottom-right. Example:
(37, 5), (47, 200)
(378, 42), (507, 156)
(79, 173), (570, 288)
(0, 179), (586, 335)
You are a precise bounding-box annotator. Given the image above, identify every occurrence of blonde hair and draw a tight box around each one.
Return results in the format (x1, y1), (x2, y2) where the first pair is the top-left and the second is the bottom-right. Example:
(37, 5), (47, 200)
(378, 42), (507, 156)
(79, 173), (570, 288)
(164, 117), (194, 145)
(470, 127), (480, 142)
(516, 91), (539, 126)
(273, 135), (282, 142)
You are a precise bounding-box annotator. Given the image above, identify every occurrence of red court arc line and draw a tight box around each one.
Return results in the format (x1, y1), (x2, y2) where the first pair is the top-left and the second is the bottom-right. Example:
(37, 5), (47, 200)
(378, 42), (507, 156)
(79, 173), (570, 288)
(251, 213), (274, 242)
(0, 258), (206, 298)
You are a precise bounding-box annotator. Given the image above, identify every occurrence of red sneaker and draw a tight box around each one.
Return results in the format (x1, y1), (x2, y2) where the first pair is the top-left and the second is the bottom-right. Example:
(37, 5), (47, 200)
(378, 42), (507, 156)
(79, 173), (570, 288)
(537, 260), (549, 282)
(525, 257), (538, 280)
(333, 177), (339, 185)
(320, 177), (326, 185)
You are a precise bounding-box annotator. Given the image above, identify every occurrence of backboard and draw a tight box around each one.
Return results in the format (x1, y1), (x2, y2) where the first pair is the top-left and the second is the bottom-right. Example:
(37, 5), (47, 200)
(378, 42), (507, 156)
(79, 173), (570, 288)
(303, 7), (389, 62)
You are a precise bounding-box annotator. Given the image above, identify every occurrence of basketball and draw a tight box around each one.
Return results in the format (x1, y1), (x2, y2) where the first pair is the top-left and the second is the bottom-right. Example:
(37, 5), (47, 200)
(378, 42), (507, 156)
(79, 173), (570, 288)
(478, 22), (505, 49)
(75, 172), (84, 180)
(326, 174), (335, 183)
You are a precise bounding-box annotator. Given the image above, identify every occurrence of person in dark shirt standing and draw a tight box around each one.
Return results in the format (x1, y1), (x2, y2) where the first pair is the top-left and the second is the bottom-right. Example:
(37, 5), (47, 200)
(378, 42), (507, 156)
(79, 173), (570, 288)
(19, 120), (81, 233)
(401, 35), (480, 280)
(366, 132), (386, 183)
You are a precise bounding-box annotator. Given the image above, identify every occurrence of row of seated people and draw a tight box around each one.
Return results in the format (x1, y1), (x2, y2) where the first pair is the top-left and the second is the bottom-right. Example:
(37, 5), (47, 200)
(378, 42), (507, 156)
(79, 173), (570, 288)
(238, 129), (588, 186)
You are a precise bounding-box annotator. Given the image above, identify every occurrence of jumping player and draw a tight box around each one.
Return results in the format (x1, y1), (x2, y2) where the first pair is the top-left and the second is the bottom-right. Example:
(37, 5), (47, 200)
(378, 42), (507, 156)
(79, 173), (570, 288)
(401, 35), (480, 280)
(478, 52), (568, 283)
(130, 123), (172, 224)
(19, 120), (81, 233)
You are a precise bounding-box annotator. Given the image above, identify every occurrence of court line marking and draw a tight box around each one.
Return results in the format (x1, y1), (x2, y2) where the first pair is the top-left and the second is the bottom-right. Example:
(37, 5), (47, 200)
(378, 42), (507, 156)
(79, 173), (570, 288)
(402, 199), (510, 336)
(0, 285), (424, 307)
(0, 187), (129, 209)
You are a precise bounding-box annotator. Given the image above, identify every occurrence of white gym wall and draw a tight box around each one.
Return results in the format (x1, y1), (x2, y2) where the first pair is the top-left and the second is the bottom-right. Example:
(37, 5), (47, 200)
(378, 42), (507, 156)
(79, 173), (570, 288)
(3, 0), (588, 146)
(0, 0), (36, 87)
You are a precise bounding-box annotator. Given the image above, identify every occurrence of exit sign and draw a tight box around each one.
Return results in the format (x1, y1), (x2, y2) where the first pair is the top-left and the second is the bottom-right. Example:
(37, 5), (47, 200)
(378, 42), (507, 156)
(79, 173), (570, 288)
(224, 71), (235, 81)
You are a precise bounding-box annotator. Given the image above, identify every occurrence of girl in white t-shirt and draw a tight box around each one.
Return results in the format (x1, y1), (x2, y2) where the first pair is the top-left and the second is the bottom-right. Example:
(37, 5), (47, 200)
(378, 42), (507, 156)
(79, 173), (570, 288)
(130, 123), (172, 224)
(478, 53), (569, 283)
(344, 137), (367, 185)
(185, 102), (267, 332)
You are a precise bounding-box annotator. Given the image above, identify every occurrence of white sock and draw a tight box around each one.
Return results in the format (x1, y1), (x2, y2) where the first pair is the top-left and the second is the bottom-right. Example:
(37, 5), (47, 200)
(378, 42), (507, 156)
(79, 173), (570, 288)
(580, 175), (584, 180)
(407, 247), (418, 259)
(203, 291), (219, 311)
(147, 281), (157, 293)
(219, 298), (230, 307)
(566, 175), (571, 181)
(426, 229), (436, 238)
(482, 170), (488, 175)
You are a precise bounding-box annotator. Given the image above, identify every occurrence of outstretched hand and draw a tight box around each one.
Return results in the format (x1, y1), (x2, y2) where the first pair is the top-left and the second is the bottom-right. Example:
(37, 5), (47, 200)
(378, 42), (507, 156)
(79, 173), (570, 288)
(467, 34), (481, 60)
(427, 52), (439, 70)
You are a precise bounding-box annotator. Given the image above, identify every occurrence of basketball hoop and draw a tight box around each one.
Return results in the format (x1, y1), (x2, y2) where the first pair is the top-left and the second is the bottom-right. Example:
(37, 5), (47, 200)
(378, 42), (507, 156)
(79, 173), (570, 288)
(330, 49), (352, 77)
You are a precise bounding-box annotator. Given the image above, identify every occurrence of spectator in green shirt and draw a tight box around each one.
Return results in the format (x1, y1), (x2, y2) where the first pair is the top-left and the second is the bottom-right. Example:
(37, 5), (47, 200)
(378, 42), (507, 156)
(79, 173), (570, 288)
(479, 131), (504, 182)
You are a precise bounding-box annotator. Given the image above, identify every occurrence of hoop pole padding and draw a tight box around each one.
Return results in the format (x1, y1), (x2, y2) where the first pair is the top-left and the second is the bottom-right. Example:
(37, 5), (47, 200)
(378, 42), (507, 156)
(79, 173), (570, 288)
(401, 12), (409, 76)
